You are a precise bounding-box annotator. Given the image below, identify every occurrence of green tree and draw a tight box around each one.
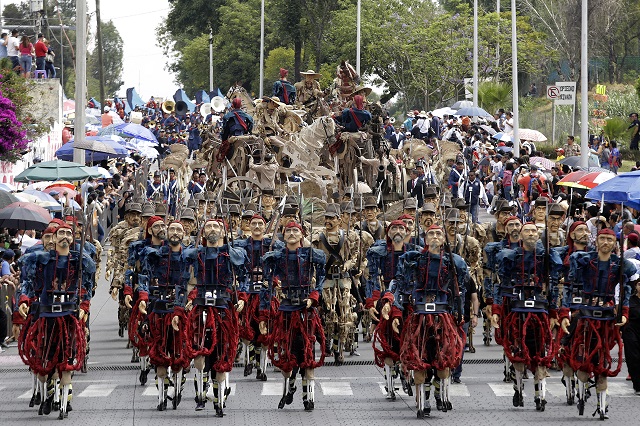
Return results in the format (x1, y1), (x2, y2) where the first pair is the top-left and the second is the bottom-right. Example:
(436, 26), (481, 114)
(170, 0), (261, 95)
(88, 20), (124, 99)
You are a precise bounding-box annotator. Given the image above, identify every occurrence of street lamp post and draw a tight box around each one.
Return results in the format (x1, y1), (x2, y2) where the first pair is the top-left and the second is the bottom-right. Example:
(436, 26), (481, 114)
(473, 0), (478, 108)
(73, 0), (87, 164)
(511, 0), (519, 157)
(580, 0), (589, 168)
(356, 0), (361, 75)
(259, 0), (265, 98)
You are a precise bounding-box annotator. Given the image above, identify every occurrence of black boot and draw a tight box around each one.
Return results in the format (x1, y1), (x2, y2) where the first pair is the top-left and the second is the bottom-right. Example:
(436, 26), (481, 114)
(256, 368), (267, 381)
(285, 385), (297, 405)
(244, 363), (253, 377)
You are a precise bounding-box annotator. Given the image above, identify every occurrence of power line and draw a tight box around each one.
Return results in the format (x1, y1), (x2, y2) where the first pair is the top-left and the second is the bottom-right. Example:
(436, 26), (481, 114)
(107, 8), (170, 21)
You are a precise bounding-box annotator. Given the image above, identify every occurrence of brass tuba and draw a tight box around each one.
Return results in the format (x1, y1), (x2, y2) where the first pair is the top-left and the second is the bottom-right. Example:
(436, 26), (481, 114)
(162, 100), (176, 114)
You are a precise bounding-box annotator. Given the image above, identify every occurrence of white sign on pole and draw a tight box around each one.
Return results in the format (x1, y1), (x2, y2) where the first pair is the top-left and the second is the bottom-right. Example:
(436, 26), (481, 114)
(554, 82), (576, 105)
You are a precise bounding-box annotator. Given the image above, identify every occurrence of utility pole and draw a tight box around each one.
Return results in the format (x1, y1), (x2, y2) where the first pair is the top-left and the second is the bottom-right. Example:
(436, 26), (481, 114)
(580, 0), (589, 168)
(95, 0), (105, 111)
(356, 0), (361, 75)
(73, 0), (87, 164)
(472, 0), (478, 107)
(511, 0), (519, 157)
(209, 26), (214, 93)
(258, 0), (264, 97)
(42, 0), (49, 35)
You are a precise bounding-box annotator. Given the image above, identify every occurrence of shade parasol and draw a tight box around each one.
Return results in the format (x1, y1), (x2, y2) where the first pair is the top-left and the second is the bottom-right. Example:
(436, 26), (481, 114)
(585, 170), (640, 210)
(0, 190), (22, 209)
(492, 132), (512, 142)
(559, 156), (600, 169)
(557, 171), (589, 189)
(529, 156), (556, 170)
(518, 128), (548, 142)
(576, 171), (616, 189)
(0, 202), (51, 230)
(14, 160), (102, 183)
(455, 106), (493, 118)
(115, 123), (157, 142)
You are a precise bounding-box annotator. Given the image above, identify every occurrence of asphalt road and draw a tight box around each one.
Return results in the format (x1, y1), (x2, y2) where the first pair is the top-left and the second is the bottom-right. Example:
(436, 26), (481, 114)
(1, 235), (638, 425)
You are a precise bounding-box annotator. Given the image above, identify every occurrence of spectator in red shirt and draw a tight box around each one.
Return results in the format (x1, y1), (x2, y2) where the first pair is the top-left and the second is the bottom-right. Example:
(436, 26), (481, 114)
(34, 33), (48, 75)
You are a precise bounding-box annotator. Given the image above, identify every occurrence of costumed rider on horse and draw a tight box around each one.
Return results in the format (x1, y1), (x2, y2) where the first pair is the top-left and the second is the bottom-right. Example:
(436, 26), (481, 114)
(334, 94), (372, 133)
(218, 98), (254, 162)
(273, 68), (296, 105)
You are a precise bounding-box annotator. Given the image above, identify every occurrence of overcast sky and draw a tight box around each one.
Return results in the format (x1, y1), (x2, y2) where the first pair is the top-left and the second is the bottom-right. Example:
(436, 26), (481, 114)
(3, 0), (176, 100)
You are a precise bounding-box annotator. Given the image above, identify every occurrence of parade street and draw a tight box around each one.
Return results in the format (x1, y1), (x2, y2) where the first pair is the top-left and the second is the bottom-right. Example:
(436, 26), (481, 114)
(0, 249), (637, 426)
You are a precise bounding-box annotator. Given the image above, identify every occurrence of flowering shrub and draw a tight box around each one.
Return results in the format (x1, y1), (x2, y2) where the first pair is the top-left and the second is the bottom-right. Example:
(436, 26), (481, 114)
(0, 92), (29, 162)
(0, 58), (49, 163)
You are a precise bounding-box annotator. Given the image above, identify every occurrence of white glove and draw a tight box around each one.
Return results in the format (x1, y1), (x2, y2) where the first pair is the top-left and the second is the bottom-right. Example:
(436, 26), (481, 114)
(110, 287), (118, 301)
(185, 300), (193, 312)
(615, 316), (627, 327)
(79, 309), (86, 322)
(304, 298), (313, 309)
(235, 300), (245, 313)
(259, 321), (267, 335)
(561, 318), (570, 334)
(124, 294), (132, 309)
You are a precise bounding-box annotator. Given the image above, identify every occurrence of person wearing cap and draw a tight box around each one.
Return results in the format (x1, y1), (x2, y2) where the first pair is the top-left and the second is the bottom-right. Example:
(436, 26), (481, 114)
(419, 202), (438, 235)
(233, 214), (284, 381)
(542, 203), (567, 247)
(134, 220), (189, 411)
(147, 171), (167, 202)
(360, 195), (386, 240)
(491, 222), (562, 412)
(365, 219), (412, 400)
(19, 224), (95, 419)
(272, 68), (296, 105)
(102, 105), (114, 127)
(335, 94), (372, 132)
(562, 228), (635, 418)
(179, 218), (249, 415)
(311, 204), (360, 365)
(390, 224), (467, 417)
(105, 202), (142, 338)
(260, 221), (327, 411)
(179, 208), (197, 244)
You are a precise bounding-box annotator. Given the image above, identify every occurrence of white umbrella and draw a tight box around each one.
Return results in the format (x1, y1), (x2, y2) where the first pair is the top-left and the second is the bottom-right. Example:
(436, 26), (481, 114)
(108, 110), (125, 124)
(452, 100), (474, 110)
(431, 107), (457, 118)
(137, 146), (158, 159)
(89, 166), (112, 179)
(0, 183), (17, 192)
(518, 128), (548, 142)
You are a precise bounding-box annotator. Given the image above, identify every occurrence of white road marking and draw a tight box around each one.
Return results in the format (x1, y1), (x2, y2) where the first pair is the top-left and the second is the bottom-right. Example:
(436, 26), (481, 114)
(320, 381), (353, 396)
(78, 384), (116, 398)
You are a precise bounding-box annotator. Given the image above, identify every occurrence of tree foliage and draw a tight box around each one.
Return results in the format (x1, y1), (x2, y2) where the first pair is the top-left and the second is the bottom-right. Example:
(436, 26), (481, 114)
(88, 20), (124, 99)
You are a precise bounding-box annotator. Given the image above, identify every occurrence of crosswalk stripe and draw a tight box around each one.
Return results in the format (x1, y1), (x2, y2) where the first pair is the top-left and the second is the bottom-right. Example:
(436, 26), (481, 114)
(78, 384), (116, 398)
(261, 382), (283, 396)
(448, 384), (471, 397)
(604, 382), (637, 397)
(545, 383), (567, 398)
(488, 383), (526, 397)
(18, 390), (32, 399)
(320, 382), (352, 396)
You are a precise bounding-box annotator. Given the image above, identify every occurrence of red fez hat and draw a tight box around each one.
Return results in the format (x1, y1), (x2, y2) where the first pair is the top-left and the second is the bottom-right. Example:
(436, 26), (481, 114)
(280, 68), (289, 78)
(145, 216), (164, 239)
(43, 226), (57, 235)
(387, 219), (408, 233)
(397, 214), (414, 221)
(428, 224), (443, 231)
(285, 221), (304, 233)
(503, 215), (521, 226)
(597, 228), (616, 237)
(250, 214), (266, 223)
(231, 98), (242, 109)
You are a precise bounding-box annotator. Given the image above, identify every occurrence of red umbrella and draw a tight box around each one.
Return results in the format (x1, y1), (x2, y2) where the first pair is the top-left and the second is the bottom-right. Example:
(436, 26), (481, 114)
(46, 181), (76, 190)
(43, 186), (78, 198)
(576, 171), (616, 189)
(557, 171), (589, 189)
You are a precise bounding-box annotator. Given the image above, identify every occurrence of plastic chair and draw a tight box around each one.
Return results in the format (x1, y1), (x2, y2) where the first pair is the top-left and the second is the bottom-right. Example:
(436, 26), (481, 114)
(34, 70), (47, 79)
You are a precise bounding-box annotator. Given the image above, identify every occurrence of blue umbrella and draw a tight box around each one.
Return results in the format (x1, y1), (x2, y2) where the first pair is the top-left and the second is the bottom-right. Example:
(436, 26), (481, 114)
(115, 123), (157, 142)
(492, 132), (512, 142)
(21, 189), (58, 203)
(55, 136), (129, 162)
(455, 106), (493, 117)
(585, 171), (640, 210)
